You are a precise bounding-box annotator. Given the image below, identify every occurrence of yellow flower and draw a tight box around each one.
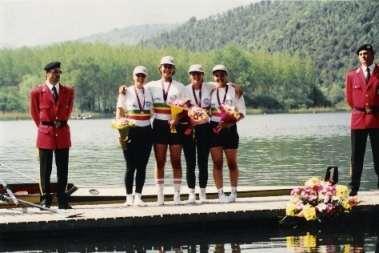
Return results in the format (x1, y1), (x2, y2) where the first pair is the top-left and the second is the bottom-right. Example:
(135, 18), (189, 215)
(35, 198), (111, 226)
(111, 119), (135, 149)
(170, 104), (185, 133)
(111, 119), (134, 129)
(336, 185), (349, 198)
(304, 177), (321, 187)
(302, 204), (317, 221)
(286, 202), (296, 216)
(341, 199), (351, 211)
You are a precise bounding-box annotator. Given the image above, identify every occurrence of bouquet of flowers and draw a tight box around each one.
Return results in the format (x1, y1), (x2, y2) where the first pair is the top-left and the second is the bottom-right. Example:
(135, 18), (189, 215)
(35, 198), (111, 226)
(188, 106), (209, 126)
(285, 177), (358, 221)
(169, 99), (190, 134)
(213, 105), (241, 134)
(111, 118), (134, 149)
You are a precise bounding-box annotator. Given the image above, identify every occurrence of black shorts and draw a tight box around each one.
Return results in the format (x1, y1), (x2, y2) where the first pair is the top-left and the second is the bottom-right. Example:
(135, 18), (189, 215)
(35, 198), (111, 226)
(152, 119), (182, 145)
(209, 121), (239, 149)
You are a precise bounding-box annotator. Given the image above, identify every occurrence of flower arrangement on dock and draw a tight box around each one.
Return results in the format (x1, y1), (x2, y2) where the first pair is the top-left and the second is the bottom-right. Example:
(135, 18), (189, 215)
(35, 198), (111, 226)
(285, 177), (358, 221)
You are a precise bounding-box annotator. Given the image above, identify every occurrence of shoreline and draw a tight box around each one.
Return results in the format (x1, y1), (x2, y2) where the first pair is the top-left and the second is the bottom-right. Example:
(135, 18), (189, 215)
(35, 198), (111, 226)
(0, 107), (349, 121)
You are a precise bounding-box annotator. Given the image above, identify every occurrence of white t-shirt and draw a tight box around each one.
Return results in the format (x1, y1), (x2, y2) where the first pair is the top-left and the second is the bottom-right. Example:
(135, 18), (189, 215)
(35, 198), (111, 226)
(145, 79), (187, 120)
(116, 85), (153, 127)
(210, 83), (246, 123)
(185, 82), (213, 109)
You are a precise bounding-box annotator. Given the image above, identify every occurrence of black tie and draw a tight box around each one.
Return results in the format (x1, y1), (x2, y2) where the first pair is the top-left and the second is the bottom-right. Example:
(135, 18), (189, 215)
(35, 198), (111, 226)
(52, 86), (58, 102)
(366, 68), (371, 82)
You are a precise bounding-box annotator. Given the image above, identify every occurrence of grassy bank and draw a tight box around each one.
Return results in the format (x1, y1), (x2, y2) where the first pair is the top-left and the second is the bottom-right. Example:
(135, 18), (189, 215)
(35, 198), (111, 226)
(0, 111), (30, 120)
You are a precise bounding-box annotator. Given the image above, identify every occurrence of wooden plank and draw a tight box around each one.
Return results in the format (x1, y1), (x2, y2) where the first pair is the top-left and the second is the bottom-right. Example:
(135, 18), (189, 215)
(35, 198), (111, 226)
(0, 190), (378, 234)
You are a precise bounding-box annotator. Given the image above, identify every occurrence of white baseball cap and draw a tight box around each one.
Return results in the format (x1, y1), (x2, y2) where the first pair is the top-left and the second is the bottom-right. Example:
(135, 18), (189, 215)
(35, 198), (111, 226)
(212, 64), (228, 74)
(133, 66), (148, 76)
(188, 64), (204, 74)
(160, 56), (175, 66)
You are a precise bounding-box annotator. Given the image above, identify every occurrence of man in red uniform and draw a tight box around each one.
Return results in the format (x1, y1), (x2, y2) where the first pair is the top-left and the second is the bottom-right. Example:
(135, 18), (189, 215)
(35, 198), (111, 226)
(30, 61), (74, 209)
(345, 44), (379, 196)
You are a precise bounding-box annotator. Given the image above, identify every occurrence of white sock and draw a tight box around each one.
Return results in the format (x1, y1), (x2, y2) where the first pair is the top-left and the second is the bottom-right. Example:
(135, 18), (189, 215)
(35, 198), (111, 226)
(173, 178), (181, 193)
(174, 183), (181, 193)
(157, 184), (164, 193)
(218, 188), (224, 197)
(231, 187), (237, 195)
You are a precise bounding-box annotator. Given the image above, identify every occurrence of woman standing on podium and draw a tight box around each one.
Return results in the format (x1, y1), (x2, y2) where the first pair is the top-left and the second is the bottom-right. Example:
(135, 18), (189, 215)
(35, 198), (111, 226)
(182, 64), (213, 203)
(145, 56), (187, 205)
(209, 64), (246, 203)
(116, 66), (153, 206)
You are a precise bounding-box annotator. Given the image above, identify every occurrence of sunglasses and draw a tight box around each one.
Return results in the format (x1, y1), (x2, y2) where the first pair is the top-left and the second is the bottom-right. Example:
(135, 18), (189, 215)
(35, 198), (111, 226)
(162, 64), (174, 69)
(136, 74), (146, 78)
(190, 72), (203, 76)
(50, 70), (62, 74)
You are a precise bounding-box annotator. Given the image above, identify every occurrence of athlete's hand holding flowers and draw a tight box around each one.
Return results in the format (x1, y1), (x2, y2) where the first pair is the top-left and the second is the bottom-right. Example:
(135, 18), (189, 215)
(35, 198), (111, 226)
(213, 105), (242, 134)
(188, 106), (209, 126)
(169, 99), (190, 133)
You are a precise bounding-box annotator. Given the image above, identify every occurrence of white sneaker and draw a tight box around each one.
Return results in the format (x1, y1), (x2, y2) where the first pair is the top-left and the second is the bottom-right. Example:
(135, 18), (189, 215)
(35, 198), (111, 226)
(199, 190), (207, 203)
(124, 194), (133, 206)
(187, 192), (196, 204)
(134, 194), (147, 207)
(218, 193), (229, 203)
(173, 192), (181, 205)
(157, 192), (164, 206)
(156, 184), (164, 206)
(228, 193), (237, 203)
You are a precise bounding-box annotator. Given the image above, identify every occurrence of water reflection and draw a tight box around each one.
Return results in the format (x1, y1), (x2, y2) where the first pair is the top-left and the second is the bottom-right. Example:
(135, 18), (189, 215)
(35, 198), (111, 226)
(286, 232), (373, 253)
(1, 227), (379, 253)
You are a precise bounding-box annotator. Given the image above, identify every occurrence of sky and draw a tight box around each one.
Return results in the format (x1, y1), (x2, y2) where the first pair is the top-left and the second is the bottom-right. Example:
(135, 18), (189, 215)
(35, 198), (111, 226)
(0, 0), (257, 48)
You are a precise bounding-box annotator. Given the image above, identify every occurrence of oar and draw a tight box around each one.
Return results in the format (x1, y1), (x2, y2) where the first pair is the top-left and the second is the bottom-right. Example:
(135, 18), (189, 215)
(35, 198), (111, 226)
(0, 192), (83, 218)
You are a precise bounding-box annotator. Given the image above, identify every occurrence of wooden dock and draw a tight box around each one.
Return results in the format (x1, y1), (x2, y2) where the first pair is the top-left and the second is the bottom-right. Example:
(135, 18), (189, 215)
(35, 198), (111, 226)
(1, 188), (379, 235)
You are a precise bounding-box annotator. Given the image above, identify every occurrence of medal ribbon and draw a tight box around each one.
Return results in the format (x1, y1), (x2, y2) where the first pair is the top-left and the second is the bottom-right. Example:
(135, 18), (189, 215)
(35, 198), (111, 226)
(162, 80), (172, 103)
(216, 85), (229, 106)
(134, 87), (145, 113)
(192, 84), (202, 107)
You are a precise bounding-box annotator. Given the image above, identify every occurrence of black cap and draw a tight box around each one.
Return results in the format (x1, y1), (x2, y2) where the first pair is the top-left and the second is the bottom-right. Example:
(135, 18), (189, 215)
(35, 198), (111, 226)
(356, 44), (375, 55)
(44, 61), (61, 72)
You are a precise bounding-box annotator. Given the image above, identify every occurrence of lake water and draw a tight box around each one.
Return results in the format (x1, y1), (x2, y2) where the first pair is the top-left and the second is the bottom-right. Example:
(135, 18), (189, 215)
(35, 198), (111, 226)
(1, 112), (378, 253)
(0, 112), (376, 190)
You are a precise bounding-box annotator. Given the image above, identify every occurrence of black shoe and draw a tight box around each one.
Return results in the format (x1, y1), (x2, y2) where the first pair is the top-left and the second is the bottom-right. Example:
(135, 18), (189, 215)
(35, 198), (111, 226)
(349, 190), (358, 197)
(40, 195), (52, 209)
(58, 203), (73, 209)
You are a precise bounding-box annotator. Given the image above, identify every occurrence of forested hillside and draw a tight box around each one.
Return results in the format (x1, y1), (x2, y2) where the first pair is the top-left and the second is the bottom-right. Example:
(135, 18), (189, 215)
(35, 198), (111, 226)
(2, 1), (377, 114)
(145, 0), (378, 100)
(79, 24), (176, 45)
(0, 43), (321, 113)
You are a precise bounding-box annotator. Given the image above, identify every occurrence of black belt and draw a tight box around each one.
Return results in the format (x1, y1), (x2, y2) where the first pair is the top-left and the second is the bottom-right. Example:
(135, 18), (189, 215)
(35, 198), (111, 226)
(41, 120), (67, 128)
(354, 107), (379, 114)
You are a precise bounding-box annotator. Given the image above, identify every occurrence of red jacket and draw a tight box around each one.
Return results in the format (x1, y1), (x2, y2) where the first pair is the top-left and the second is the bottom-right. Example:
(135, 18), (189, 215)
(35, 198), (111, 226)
(30, 83), (74, 149)
(345, 64), (379, 129)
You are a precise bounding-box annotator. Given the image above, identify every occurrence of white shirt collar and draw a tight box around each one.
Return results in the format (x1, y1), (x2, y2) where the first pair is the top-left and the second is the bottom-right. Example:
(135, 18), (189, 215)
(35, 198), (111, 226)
(46, 81), (59, 94)
(361, 63), (375, 74)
